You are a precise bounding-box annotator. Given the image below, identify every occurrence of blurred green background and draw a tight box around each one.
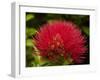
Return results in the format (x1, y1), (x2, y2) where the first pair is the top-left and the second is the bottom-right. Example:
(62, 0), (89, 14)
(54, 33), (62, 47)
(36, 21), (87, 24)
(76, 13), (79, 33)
(26, 12), (89, 67)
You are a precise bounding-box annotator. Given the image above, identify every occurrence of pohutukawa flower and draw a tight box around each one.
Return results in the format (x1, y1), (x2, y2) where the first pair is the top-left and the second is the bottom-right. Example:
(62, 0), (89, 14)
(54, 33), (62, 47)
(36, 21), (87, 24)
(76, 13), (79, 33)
(33, 21), (87, 64)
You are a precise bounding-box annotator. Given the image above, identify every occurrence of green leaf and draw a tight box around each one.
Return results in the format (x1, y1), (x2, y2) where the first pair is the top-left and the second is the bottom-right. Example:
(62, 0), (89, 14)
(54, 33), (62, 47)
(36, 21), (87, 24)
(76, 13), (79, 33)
(82, 26), (89, 36)
(40, 62), (51, 66)
(32, 45), (41, 66)
(33, 52), (41, 66)
(26, 14), (35, 21)
(26, 27), (37, 37)
(26, 39), (33, 47)
(63, 59), (73, 65)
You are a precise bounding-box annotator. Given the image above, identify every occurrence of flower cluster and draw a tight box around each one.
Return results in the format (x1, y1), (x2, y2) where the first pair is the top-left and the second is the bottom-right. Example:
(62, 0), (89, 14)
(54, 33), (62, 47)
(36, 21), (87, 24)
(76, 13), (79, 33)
(34, 21), (87, 64)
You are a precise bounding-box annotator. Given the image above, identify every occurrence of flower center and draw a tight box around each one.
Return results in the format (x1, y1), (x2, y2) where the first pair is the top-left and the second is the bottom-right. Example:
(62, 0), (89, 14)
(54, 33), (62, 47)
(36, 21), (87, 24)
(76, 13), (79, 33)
(47, 34), (67, 61)
(51, 34), (63, 49)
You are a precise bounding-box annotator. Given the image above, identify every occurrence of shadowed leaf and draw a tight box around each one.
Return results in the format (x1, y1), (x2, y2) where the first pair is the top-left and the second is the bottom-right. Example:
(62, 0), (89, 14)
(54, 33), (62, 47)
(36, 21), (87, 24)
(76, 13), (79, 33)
(82, 26), (89, 36)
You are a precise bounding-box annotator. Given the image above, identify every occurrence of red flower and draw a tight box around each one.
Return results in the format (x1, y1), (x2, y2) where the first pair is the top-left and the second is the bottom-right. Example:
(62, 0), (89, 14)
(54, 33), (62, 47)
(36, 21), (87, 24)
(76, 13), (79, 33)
(34, 21), (87, 64)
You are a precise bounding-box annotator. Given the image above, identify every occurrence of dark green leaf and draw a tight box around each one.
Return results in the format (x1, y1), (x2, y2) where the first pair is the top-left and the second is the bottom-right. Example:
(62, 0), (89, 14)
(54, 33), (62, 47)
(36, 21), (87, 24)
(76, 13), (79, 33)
(82, 26), (89, 36)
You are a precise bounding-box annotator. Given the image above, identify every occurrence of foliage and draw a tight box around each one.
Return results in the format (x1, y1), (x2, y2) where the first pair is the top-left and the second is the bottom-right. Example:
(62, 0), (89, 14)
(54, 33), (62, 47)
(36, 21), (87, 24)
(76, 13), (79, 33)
(26, 13), (89, 67)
